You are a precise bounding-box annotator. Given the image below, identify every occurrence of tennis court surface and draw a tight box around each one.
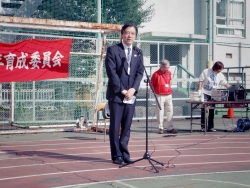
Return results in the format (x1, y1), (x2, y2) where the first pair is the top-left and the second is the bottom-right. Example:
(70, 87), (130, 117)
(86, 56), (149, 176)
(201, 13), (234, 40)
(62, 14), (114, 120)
(1, 118), (250, 188)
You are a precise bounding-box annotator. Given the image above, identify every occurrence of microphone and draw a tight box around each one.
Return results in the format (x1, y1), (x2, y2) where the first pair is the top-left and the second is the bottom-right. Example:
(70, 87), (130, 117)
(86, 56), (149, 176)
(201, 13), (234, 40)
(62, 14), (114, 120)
(133, 46), (142, 56)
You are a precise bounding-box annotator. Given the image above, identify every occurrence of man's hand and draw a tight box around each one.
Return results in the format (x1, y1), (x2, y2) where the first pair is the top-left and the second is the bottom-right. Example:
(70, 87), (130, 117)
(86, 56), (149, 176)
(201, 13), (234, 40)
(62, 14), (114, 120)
(125, 88), (136, 100)
(121, 90), (128, 95)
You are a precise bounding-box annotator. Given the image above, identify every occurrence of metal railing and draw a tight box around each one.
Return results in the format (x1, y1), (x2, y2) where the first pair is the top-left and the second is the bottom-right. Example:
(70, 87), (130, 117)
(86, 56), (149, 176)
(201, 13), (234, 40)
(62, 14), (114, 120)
(224, 66), (250, 88)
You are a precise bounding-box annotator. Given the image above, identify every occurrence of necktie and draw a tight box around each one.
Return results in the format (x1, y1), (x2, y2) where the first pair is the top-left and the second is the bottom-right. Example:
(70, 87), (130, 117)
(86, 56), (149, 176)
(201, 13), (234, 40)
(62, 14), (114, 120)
(127, 48), (131, 66)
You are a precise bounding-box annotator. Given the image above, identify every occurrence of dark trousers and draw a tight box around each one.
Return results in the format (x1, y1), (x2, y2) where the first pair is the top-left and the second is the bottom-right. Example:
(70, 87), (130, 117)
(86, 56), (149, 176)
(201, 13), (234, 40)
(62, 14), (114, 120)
(201, 94), (214, 130)
(108, 101), (135, 160)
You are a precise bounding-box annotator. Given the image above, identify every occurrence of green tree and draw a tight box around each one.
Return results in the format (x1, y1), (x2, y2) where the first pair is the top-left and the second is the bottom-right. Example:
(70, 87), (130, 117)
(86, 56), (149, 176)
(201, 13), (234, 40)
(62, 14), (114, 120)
(33, 0), (154, 27)
(102, 0), (154, 27)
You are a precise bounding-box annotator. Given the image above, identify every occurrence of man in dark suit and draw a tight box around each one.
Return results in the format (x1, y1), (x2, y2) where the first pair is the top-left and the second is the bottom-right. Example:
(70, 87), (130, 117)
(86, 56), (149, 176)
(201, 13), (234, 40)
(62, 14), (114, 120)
(105, 23), (144, 165)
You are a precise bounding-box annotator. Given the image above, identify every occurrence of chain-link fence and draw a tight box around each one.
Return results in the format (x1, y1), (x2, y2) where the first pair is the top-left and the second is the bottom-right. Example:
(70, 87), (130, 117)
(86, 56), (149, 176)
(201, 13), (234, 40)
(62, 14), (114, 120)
(0, 30), (210, 126)
(0, 31), (101, 126)
(1, 30), (250, 129)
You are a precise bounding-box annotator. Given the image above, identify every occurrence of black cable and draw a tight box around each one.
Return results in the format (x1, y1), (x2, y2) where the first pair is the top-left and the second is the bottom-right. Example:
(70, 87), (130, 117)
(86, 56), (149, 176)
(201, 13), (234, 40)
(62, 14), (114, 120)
(164, 106), (234, 170)
(165, 129), (232, 170)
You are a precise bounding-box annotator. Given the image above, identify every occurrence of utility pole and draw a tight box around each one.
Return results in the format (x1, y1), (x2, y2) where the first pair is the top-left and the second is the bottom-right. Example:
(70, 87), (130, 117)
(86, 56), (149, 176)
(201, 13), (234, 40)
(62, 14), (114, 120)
(207, 0), (213, 68)
(97, 0), (102, 54)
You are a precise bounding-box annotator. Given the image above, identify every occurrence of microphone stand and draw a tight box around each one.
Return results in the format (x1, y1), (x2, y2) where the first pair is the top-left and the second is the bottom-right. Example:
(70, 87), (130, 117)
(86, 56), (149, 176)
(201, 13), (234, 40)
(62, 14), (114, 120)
(120, 53), (164, 173)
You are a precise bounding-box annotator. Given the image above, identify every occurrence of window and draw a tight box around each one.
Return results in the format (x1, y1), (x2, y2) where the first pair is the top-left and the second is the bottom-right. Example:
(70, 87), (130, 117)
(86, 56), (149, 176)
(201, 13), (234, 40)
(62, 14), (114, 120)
(216, 0), (245, 37)
(150, 44), (180, 65)
(226, 53), (232, 58)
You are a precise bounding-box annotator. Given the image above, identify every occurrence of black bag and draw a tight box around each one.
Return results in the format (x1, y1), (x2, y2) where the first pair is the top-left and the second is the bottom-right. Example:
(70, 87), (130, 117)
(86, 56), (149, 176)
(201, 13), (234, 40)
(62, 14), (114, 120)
(228, 85), (247, 101)
(102, 103), (110, 119)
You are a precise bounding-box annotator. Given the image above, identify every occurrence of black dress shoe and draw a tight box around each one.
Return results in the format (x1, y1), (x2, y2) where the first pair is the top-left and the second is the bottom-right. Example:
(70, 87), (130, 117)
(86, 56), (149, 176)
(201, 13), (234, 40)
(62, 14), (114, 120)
(123, 158), (134, 164)
(113, 157), (124, 164)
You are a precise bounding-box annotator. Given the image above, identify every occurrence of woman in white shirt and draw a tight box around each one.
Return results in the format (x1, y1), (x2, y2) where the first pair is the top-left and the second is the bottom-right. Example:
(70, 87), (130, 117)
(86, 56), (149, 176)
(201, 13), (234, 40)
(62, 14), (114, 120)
(198, 61), (229, 132)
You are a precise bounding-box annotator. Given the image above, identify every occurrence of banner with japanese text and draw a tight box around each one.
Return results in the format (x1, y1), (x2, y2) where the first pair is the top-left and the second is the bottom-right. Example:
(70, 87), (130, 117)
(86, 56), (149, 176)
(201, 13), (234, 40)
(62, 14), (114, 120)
(0, 38), (72, 82)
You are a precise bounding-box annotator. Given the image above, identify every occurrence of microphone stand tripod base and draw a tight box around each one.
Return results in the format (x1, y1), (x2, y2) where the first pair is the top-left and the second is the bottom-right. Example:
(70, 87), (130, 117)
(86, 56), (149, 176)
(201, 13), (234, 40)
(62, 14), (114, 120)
(119, 152), (164, 173)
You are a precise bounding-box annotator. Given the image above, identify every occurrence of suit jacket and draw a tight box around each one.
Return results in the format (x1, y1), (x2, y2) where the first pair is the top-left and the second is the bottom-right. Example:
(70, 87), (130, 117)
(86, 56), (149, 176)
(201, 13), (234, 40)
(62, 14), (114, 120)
(105, 43), (144, 103)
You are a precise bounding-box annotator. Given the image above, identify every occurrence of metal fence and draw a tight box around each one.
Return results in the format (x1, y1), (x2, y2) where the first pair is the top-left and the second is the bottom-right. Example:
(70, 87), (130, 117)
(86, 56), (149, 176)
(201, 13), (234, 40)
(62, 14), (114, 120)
(1, 31), (250, 128)
(0, 30), (206, 125)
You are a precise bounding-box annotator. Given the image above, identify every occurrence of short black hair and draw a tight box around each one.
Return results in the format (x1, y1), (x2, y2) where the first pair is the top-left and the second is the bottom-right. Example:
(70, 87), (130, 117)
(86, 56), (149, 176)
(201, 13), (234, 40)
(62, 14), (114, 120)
(121, 22), (138, 36)
(212, 61), (224, 71)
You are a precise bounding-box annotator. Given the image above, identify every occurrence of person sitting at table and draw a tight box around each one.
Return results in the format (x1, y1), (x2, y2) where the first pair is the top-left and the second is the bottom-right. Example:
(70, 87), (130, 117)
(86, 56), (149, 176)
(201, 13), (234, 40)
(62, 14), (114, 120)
(198, 61), (229, 132)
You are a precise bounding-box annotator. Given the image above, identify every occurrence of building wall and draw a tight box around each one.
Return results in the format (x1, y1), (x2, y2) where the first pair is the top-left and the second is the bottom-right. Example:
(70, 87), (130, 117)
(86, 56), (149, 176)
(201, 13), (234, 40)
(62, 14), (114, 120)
(141, 0), (249, 68)
(141, 0), (249, 87)
(140, 0), (205, 34)
(140, 0), (208, 77)
(213, 0), (250, 68)
(212, 0), (250, 87)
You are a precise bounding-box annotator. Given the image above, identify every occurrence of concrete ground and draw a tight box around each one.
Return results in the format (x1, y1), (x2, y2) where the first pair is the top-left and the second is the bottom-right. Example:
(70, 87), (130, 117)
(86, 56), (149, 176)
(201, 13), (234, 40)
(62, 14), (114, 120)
(0, 117), (250, 188)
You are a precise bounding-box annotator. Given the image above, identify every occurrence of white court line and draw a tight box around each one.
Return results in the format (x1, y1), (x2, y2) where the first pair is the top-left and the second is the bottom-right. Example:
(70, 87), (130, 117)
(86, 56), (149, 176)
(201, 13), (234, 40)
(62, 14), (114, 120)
(0, 140), (249, 152)
(0, 142), (211, 154)
(0, 166), (120, 181)
(191, 178), (250, 187)
(51, 170), (250, 188)
(1, 143), (250, 158)
(1, 146), (250, 160)
(0, 140), (198, 148)
(0, 137), (171, 145)
(1, 136), (250, 147)
(0, 153), (250, 169)
(0, 138), (73, 144)
(0, 142), (249, 154)
(0, 145), (111, 154)
(116, 181), (138, 188)
(0, 159), (110, 169)
(0, 131), (249, 144)
(1, 143), (250, 156)
(1, 162), (250, 182)
(175, 160), (250, 166)
(0, 142), (109, 148)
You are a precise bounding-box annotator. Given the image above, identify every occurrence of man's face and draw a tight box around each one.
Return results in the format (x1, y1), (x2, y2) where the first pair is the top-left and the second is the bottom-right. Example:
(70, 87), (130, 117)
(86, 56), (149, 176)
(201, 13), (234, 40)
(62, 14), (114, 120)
(160, 64), (170, 72)
(121, 26), (137, 46)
